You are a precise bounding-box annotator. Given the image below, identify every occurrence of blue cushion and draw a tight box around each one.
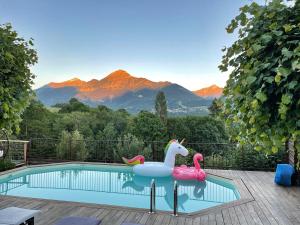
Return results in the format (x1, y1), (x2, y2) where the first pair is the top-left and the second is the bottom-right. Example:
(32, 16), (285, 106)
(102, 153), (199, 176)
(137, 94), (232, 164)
(274, 164), (295, 186)
(54, 216), (101, 225)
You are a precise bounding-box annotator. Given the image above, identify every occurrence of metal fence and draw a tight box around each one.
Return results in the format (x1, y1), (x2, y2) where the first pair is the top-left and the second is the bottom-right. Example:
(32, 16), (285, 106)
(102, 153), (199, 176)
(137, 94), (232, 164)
(26, 138), (288, 171)
(0, 140), (28, 166)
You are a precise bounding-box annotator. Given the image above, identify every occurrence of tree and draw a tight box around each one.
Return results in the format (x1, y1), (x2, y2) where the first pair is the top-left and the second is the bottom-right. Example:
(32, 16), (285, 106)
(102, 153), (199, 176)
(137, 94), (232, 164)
(57, 130), (87, 160)
(116, 133), (152, 161)
(19, 100), (54, 138)
(58, 98), (90, 113)
(155, 91), (168, 123)
(0, 23), (38, 132)
(132, 111), (167, 142)
(219, 0), (300, 160)
(208, 98), (223, 117)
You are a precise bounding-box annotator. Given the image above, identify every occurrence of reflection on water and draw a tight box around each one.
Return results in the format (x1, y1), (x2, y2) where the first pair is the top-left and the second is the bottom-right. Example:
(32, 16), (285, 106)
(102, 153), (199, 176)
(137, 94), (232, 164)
(0, 166), (239, 213)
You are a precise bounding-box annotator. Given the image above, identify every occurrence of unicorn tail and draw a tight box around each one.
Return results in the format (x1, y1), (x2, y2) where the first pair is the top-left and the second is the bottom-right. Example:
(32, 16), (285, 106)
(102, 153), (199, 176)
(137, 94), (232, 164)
(122, 155), (145, 166)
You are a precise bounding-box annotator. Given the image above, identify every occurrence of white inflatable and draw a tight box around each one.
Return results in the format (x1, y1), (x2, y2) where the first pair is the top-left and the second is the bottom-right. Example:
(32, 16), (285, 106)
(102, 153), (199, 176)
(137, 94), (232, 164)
(133, 140), (188, 177)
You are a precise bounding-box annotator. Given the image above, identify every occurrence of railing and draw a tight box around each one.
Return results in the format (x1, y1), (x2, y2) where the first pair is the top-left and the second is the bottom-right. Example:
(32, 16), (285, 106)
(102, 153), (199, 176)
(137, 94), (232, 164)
(0, 140), (29, 166)
(149, 179), (156, 214)
(25, 138), (288, 171)
(173, 181), (178, 216)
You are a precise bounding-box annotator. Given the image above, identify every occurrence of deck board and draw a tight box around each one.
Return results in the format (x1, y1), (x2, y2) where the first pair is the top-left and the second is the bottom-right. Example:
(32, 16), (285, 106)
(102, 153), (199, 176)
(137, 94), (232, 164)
(0, 169), (299, 225)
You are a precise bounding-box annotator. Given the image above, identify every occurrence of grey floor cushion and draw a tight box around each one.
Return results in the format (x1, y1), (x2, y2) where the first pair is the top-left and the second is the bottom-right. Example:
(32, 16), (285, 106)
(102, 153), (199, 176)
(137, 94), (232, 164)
(0, 207), (40, 225)
(54, 216), (101, 225)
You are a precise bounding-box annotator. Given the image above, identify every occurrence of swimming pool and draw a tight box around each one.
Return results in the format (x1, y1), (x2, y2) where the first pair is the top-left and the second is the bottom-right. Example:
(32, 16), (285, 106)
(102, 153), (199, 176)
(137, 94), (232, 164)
(0, 164), (240, 213)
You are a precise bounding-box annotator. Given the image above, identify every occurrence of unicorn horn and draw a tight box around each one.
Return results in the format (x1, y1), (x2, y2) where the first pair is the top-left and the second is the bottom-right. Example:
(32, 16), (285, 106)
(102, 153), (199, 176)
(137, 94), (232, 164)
(180, 139), (185, 144)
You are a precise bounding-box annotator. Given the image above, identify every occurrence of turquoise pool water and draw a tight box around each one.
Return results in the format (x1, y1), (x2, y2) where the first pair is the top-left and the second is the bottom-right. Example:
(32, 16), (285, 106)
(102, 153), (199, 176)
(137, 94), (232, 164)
(0, 164), (240, 213)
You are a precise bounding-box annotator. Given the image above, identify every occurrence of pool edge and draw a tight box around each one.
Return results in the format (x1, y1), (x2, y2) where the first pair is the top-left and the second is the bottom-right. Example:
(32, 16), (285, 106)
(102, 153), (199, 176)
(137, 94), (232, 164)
(0, 162), (255, 217)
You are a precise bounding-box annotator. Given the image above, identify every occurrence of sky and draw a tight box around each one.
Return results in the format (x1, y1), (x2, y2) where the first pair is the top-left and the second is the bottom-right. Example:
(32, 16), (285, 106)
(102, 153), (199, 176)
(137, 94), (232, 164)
(0, 0), (263, 90)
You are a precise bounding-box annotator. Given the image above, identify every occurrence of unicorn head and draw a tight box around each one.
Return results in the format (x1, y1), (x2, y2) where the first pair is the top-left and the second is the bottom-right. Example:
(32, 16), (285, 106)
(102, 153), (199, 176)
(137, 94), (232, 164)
(164, 139), (188, 168)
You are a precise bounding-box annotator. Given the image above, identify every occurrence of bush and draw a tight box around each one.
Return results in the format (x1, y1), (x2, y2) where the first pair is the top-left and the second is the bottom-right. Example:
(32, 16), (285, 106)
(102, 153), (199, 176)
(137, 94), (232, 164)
(0, 160), (15, 172)
(175, 148), (198, 167)
(203, 145), (287, 170)
(232, 145), (287, 170)
(57, 130), (88, 161)
(115, 133), (152, 161)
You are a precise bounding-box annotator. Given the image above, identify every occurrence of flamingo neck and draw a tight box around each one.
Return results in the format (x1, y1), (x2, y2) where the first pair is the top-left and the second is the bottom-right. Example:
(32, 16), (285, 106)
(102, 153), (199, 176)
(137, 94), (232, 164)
(194, 155), (201, 170)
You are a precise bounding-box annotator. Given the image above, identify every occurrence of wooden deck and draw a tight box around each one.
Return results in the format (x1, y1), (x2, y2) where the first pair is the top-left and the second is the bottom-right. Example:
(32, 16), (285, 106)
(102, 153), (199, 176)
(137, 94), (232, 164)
(0, 169), (299, 225)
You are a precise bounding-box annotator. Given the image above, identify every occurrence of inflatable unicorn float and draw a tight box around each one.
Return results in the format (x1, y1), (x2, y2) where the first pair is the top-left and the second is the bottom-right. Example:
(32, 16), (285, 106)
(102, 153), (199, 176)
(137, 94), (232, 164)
(122, 139), (206, 181)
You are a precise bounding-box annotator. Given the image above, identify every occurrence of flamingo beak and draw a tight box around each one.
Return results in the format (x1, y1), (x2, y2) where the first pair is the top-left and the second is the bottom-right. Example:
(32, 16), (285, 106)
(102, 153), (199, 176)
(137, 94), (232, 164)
(180, 139), (185, 145)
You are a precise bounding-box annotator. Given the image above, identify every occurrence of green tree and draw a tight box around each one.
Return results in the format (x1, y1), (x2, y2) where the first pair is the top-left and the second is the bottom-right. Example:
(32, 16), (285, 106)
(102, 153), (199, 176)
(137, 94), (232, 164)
(0, 23), (38, 132)
(155, 91), (168, 123)
(19, 100), (54, 138)
(53, 112), (95, 138)
(115, 133), (152, 162)
(208, 98), (223, 118)
(132, 111), (167, 142)
(57, 130), (71, 159)
(219, 0), (300, 161)
(57, 130), (87, 160)
(95, 122), (118, 162)
(58, 98), (90, 113)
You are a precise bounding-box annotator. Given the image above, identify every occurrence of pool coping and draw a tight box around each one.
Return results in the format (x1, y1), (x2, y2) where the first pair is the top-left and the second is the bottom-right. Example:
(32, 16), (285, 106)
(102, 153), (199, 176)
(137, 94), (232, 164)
(0, 162), (255, 217)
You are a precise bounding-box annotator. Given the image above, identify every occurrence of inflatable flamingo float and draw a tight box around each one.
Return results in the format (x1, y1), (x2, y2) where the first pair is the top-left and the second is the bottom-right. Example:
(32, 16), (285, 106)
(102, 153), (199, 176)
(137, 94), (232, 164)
(172, 153), (206, 182)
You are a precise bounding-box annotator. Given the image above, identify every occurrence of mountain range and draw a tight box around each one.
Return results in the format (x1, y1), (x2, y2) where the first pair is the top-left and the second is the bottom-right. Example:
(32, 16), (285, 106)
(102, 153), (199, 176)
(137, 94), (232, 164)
(35, 70), (223, 115)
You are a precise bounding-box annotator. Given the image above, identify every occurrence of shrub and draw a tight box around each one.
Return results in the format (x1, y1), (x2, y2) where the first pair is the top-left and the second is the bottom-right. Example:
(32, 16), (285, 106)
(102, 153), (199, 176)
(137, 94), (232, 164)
(115, 133), (152, 161)
(175, 148), (197, 167)
(56, 130), (87, 161)
(0, 160), (15, 172)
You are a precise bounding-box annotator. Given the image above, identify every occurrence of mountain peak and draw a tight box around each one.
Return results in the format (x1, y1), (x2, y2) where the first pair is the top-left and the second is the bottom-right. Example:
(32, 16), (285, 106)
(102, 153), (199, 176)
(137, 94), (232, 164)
(48, 77), (85, 88)
(105, 70), (132, 79)
(193, 84), (223, 98)
(68, 77), (82, 82)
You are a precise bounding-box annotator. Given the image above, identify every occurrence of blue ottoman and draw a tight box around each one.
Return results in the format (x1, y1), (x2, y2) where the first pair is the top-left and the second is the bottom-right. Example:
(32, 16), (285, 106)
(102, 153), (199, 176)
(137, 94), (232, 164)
(274, 164), (295, 186)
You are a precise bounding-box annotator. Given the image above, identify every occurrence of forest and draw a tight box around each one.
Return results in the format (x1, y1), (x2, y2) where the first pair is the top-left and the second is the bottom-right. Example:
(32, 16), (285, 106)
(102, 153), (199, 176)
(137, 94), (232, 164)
(15, 97), (285, 170)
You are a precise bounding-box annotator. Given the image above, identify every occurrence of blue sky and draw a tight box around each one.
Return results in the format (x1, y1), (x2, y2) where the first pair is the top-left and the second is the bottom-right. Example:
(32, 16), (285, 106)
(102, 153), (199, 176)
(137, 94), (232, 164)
(0, 0), (262, 90)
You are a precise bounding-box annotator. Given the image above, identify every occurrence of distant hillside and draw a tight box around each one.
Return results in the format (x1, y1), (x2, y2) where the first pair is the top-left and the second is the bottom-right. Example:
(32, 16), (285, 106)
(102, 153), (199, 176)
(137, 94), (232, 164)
(105, 84), (211, 115)
(193, 85), (223, 99)
(35, 70), (212, 115)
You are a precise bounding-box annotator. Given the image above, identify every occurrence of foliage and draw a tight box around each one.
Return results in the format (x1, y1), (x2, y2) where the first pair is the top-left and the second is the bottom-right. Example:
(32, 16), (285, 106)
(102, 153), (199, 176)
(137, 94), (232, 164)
(132, 111), (167, 142)
(57, 98), (90, 113)
(0, 160), (15, 172)
(204, 145), (286, 170)
(115, 133), (152, 160)
(219, 0), (300, 156)
(0, 23), (38, 132)
(175, 148), (197, 166)
(231, 145), (286, 170)
(208, 98), (224, 118)
(57, 130), (87, 160)
(19, 100), (54, 138)
(53, 111), (95, 138)
(155, 91), (168, 124)
(167, 116), (229, 145)
(18, 98), (286, 170)
(296, 141), (300, 170)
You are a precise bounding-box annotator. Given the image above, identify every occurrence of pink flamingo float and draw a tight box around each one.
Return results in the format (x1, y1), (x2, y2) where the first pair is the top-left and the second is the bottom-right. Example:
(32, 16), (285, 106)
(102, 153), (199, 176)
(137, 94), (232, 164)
(172, 153), (206, 182)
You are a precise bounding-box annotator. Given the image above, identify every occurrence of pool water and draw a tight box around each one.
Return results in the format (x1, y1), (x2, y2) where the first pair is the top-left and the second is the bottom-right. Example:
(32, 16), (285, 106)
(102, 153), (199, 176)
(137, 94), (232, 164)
(0, 164), (240, 213)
